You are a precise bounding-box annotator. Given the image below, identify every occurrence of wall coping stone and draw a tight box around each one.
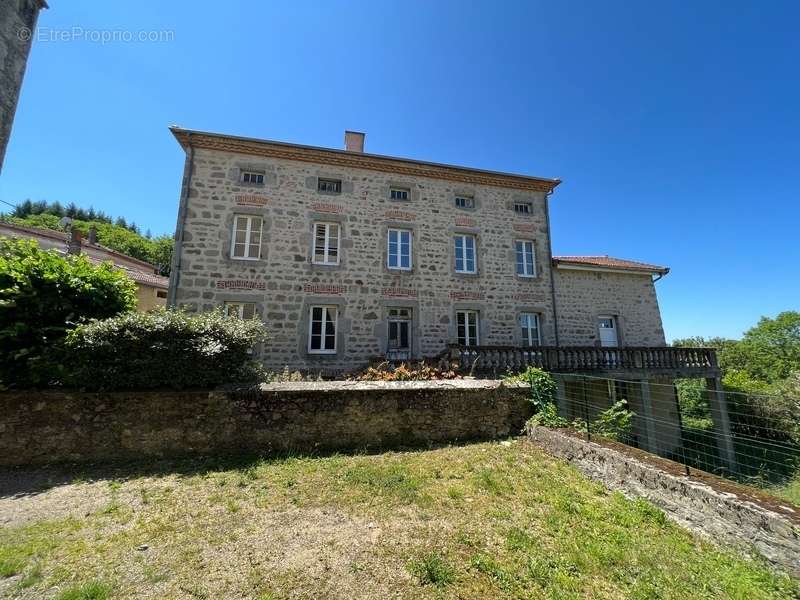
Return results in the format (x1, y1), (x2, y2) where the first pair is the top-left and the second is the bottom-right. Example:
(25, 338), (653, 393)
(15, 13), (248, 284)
(255, 379), (513, 393)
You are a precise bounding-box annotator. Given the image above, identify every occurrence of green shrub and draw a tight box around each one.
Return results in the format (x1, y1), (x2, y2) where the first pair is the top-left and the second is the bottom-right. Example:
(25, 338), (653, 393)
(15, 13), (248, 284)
(0, 238), (137, 388)
(63, 309), (268, 390)
(572, 399), (635, 441)
(592, 399), (635, 441)
(506, 367), (566, 428)
(505, 367), (557, 411)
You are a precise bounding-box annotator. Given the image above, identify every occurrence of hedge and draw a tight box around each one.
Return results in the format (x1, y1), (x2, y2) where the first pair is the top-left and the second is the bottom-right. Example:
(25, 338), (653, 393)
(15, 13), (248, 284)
(63, 309), (268, 390)
(0, 238), (137, 388)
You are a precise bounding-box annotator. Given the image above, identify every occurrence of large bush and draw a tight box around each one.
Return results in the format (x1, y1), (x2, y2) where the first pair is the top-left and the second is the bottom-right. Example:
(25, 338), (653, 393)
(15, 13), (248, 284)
(0, 238), (137, 388)
(64, 309), (268, 390)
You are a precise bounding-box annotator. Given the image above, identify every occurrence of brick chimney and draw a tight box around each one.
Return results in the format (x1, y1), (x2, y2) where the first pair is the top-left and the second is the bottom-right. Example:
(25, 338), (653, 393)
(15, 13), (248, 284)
(67, 228), (82, 255)
(344, 130), (365, 153)
(88, 225), (98, 244)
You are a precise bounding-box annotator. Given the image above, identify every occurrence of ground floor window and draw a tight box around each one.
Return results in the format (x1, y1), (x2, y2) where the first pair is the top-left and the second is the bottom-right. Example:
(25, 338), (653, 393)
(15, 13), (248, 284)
(519, 312), (541, 346)
(456, 310), (479, 346)
(224, 301), (257, 320)
(387, 307), (412, 359)
(308, 305), (337, 353)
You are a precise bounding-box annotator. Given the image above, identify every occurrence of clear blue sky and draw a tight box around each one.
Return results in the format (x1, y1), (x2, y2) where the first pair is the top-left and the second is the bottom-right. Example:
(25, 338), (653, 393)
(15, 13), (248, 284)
(1, 1), (798, 342)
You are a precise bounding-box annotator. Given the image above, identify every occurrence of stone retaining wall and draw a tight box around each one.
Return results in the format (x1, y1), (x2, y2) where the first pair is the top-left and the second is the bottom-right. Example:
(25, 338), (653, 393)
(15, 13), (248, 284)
(0, 380), (531, 466)
(527, 425), (800, 577)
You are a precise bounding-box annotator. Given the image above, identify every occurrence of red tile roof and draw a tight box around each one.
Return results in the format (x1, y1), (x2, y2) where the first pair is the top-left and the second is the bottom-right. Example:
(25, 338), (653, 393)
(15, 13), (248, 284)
(1, 221), (169, 289)
(82, 256), (169, 289)
(553, 255), (669, 275)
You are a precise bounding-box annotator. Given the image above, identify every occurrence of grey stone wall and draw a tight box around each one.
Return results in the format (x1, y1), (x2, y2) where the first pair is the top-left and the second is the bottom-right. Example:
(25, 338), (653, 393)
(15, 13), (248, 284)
(172, 147), (557, 372)
(554, 267), (666, 346)
(527, 425), (800, 577)
(0, 0), (44, 172)
(0, 380), (532, 466)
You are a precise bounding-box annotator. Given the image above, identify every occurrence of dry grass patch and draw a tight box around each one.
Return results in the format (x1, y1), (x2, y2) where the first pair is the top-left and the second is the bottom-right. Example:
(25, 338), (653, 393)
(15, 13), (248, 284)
(0, 440), (797, 599)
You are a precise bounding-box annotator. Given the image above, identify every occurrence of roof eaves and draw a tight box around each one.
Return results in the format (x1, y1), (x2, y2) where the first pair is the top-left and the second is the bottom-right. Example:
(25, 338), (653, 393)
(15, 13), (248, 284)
(169, 126), (561, 193)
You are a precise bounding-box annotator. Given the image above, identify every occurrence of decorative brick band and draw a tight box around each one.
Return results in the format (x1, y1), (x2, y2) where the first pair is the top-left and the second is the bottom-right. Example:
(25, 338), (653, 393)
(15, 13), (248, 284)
(216, 279), (266, 291)
(384, 210), (416, 221)
(304, 284), (346, 295)
(450, 291), (484, 300)
(311, 202), (344, 214)
(381, 287), (418, 298)
(455, 217), (478, 228)
(513, 223), (535, 233)
(172, 128), (561, 193)
(235, 194), (268, 207)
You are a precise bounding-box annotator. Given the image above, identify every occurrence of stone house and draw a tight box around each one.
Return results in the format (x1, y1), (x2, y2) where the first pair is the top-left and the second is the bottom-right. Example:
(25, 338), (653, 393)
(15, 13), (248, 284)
(167, 128), (736, 466)
(0, 221), (168, 310)
(168, 128), (673, 371)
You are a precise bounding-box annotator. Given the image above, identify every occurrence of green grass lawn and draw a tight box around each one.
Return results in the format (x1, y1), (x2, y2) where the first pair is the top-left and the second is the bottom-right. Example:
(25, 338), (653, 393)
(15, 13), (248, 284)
(0, 440), (797, 599)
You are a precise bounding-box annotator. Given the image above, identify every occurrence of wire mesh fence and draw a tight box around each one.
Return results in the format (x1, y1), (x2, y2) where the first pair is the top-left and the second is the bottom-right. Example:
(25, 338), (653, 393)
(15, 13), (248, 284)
(550, 373), (800, 501)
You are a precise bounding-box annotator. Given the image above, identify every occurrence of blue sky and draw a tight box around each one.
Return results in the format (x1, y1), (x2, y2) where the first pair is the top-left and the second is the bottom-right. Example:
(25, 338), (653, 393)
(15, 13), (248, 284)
(1, 1), (798, 341)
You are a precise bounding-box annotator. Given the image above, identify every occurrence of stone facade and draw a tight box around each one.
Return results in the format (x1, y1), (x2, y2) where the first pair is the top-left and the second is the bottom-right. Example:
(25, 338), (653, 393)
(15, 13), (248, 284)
(0, 0), (46, 173)
(554, 267), (666, 346)
(0, 380), (531, 466)
(169, 128), (668, 372)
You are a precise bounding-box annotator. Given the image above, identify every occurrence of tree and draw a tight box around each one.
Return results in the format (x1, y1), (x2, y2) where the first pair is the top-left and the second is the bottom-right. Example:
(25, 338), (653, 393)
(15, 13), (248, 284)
(0, 238), (137, 388)
(723, 312), (800, 384)
(672, 336), (737, 352)
(13, 199), (33, 218)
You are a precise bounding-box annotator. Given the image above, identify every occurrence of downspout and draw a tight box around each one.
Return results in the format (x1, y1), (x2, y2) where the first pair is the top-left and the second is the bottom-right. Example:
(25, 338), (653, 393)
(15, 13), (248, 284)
(167, 133), (194, 307)
(544, 189), (560, 347)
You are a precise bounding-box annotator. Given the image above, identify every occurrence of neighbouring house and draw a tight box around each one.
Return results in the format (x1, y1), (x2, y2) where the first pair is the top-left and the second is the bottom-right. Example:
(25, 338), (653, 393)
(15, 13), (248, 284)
(0, 221), (169, 310)
(167, 127), (734, 467)
(0, 0), (47, 173)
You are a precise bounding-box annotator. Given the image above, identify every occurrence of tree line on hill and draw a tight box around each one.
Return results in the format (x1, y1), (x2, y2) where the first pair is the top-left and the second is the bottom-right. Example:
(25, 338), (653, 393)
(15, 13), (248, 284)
(673, 312), (799, 500)
(3, 200), (173, 275)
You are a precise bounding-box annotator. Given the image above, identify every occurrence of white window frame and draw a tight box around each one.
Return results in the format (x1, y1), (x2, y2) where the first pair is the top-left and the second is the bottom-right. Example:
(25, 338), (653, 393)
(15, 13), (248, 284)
(230, 214), (263, 261)
(387, 307), (412, 358)
(387, 228), (412, 271)
(519, 312), (541, 347)
(515, 240), (536, 277)
(308, 305), (338, 354)
(455, 195), (475, 209)
(312, 222), (341, 265)
(514, 201), (532, 214)
(224, 301), (257, 320)
(456, 310), (480, 346)
(389, 187), (410, 201)
(318, 178), (342, 193)
(454, 234), (477, 274)
(241, 170), (264, 185)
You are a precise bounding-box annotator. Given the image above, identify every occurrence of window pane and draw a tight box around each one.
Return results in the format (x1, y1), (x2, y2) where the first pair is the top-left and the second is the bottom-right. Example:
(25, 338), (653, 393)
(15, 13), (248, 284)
(310, 334), (321, 350)
(233, 243), (246, 257)
(400, 323), (409, 347)
(242, 304), (256, 319)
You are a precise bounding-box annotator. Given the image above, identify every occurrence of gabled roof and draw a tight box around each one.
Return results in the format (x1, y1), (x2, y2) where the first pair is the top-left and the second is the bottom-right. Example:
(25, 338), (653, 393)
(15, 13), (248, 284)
(553, 255), (669, 276)
(169, 126), (561, 193)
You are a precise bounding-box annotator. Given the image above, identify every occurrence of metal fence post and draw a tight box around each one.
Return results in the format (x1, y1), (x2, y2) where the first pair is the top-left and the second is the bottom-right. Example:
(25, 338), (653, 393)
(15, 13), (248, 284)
(706, 377), (738, 474)
(672, 383), (690, 477)
(582, 375), (591, 441)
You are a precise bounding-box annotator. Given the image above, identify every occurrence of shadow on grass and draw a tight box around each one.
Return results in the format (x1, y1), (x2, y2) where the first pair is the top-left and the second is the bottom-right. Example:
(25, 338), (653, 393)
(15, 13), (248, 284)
(0, 436), (514, 499)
